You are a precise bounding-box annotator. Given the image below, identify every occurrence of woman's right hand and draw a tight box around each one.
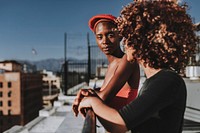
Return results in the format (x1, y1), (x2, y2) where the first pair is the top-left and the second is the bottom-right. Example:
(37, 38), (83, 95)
(72, 89), (98, 117)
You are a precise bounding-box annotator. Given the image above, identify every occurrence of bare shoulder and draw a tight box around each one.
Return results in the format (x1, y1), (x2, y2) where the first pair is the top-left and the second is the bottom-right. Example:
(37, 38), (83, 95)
(120, 54), (139, 68)
(115, 54), (140, 88)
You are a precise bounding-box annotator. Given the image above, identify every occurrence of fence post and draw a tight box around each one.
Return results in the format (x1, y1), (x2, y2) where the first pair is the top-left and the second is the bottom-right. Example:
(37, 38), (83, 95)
(87, 32), (91, 84)
(64, 32), (68, 95)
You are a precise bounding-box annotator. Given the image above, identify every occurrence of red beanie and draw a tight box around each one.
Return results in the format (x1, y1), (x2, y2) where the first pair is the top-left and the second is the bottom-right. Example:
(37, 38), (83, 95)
(88, 14), (117, 32)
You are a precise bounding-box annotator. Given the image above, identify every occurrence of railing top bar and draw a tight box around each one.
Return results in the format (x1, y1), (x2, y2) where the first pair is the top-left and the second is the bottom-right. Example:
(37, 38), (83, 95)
(82, 109), (96, 133)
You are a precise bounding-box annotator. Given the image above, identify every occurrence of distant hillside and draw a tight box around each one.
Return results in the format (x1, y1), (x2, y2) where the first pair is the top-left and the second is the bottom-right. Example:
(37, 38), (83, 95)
(18, 58), (73, 72)
(17, 57), (108, 73)
(32, 58), (64, 72)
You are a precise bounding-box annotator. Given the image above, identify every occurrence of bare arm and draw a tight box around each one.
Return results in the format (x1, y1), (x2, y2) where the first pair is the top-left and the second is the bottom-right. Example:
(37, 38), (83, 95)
(79, 96), (128, 133)
(99, 54), (140, 102)
(72, 55), (139, 116)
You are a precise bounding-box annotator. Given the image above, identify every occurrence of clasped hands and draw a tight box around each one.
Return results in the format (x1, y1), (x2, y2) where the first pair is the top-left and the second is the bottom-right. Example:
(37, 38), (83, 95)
(72, 89), (100, 117)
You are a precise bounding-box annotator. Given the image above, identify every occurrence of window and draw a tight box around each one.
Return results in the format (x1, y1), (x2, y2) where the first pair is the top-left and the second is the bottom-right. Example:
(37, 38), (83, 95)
(8, 82), (12, 88)
(0, 110), (3, 115)
(8, 110), (12, 115)
(0, 101), (2, 106)
(0, 82), (3, 88)
(8, 91), (12, 97)
(8, 100), (12, 107)
(0, 92), (2, 97)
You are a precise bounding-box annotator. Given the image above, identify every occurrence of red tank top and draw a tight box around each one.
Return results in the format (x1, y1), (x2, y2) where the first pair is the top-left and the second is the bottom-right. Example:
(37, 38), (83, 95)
(101, 87), (138, 110)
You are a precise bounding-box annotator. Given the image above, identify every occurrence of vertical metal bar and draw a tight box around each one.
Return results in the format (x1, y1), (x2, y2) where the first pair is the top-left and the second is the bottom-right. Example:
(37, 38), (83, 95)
(64, 32), (67, 95)
(87, 32), (91, 84)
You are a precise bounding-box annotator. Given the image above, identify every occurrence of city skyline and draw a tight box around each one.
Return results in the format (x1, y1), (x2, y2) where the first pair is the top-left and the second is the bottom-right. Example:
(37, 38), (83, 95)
(0, 0), (200, 61)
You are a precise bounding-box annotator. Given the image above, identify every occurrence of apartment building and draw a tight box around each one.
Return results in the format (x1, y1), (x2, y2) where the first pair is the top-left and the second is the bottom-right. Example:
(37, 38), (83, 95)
(0, 60), (43, 132)
(41, 69), (61, 106)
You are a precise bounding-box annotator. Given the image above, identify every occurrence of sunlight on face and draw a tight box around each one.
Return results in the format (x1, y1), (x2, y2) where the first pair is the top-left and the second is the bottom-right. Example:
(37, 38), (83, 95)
(95, 22), (120, 55)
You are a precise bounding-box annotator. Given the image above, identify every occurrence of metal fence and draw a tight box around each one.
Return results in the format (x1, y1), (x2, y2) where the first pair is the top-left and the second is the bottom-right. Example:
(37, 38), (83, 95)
(60, 33), (108, 95)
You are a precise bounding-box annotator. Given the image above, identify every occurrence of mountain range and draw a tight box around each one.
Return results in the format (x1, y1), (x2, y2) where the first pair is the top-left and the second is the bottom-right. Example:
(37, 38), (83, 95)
(17, 57), (107, 73)
(18, 58), (80, 72)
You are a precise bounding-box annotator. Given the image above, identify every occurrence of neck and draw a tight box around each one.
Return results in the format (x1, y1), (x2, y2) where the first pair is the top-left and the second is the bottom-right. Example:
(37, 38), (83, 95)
(113, 47), (124, 58)
(140, 62), (161, 79)
(107, 48), (124, 63)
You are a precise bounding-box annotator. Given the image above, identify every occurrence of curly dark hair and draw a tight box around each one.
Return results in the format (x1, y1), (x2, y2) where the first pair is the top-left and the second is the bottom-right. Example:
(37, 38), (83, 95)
(116, 0), (199, 72)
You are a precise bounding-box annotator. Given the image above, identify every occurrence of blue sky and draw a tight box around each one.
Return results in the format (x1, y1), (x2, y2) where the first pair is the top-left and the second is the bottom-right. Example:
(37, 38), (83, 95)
(0, 0), (200, 61)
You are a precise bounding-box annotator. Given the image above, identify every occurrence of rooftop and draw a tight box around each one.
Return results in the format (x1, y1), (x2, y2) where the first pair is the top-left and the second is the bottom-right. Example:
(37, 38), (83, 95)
(4, 95), (87, 133)
(4, 77), (200, 133)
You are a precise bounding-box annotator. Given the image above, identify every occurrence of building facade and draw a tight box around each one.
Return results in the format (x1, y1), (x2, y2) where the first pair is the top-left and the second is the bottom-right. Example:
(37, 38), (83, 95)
(41, 69), (61, 107)
(0, 60), (22, 72)
(0, 61), (43, 132)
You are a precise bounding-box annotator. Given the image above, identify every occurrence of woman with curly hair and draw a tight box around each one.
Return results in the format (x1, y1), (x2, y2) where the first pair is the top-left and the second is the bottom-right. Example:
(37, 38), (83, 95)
(77, 0), (199, 132)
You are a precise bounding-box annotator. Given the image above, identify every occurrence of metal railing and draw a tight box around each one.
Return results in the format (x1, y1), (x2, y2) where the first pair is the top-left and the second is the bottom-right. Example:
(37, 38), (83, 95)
(82, 109), (96, 133)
